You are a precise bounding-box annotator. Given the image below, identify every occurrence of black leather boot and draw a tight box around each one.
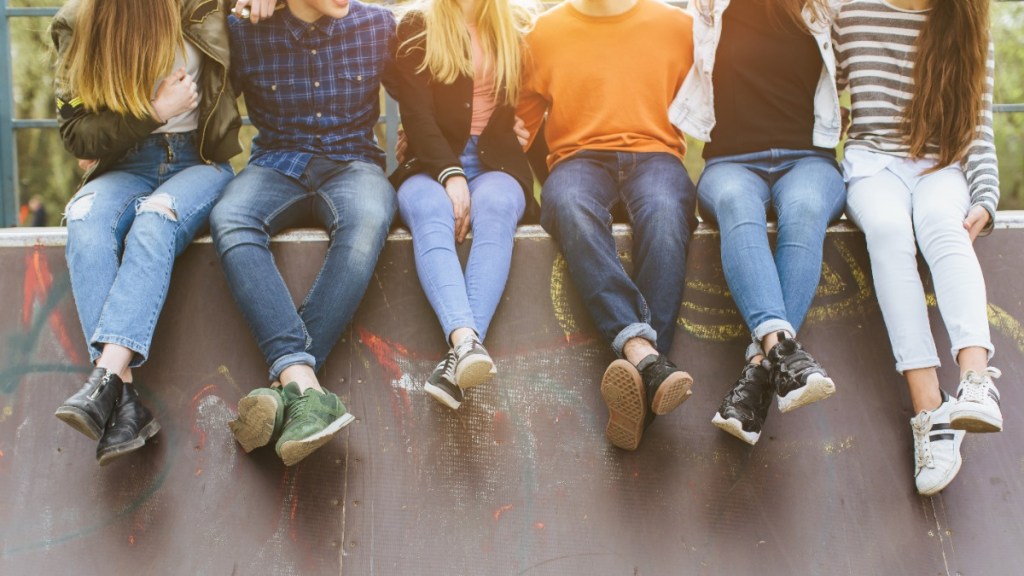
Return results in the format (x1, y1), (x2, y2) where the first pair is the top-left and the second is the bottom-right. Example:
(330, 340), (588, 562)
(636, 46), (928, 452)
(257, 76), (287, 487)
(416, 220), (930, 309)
(54, 367), (123, 441)
(97, 382), (161, 466)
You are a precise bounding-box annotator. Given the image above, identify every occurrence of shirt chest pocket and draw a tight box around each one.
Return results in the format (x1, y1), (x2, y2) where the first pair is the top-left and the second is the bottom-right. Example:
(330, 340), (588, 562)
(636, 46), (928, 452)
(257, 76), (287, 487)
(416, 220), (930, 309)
(328, 59), (381, 110)
(249, 77), (312, 112)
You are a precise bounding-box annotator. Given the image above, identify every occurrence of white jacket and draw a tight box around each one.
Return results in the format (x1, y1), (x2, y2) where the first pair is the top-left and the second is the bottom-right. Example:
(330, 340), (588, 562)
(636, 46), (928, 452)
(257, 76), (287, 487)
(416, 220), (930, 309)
(668, 0), (843, 148)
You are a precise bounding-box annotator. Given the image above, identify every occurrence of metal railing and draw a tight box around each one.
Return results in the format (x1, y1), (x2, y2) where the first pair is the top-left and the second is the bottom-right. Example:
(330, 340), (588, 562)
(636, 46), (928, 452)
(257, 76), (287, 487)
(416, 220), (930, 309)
(1, 0), (1022, 227)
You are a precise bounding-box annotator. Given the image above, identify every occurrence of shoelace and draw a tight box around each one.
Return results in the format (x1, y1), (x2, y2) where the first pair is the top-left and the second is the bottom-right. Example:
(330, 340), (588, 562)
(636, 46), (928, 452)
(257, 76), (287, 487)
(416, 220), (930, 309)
(959, 367), (1002, 403)
(454, 337), (477, 360)
(911, 414), (933, 470)
(440, 353), (457, 384)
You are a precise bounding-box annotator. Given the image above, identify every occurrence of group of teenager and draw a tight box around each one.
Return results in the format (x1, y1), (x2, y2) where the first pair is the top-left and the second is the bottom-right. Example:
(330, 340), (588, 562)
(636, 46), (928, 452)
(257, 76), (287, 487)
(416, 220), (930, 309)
(48, 0), (1005, 496)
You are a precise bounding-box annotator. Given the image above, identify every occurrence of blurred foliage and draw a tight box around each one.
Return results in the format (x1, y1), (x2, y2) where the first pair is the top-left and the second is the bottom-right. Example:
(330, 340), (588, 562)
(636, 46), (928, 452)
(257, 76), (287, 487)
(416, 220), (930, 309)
(5, 0), (1024, 226)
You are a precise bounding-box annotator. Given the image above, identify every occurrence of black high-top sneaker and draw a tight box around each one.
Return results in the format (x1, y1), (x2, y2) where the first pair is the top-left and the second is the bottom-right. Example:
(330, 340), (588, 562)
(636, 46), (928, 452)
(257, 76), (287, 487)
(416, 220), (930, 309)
(96, 382), (161, 466)
(712, 361), (773, 445)
(767, 332), (836, 413)
(55, 367), (124, 440)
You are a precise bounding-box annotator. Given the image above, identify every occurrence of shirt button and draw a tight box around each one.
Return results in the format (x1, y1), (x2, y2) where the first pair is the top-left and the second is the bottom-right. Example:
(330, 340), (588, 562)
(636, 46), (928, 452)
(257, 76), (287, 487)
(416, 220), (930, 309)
(464, 102), (471, 109)
(271, 84), (277, 91)
(316, 112), (322, 118)
(356, 75), (362, 81)
(314, 81), (321, 87)
(311, 49), (317, 55)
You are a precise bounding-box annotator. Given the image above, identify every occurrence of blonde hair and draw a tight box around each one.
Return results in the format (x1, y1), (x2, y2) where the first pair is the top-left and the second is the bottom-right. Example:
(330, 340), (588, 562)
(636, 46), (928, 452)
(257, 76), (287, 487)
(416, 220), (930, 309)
(399, 0), (538, 106)
(57, 0), (183, 119)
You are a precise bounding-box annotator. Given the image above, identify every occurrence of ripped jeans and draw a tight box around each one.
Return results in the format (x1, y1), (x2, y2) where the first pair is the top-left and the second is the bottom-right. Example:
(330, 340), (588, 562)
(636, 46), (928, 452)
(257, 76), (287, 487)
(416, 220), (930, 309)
(64, 131), (233, 367)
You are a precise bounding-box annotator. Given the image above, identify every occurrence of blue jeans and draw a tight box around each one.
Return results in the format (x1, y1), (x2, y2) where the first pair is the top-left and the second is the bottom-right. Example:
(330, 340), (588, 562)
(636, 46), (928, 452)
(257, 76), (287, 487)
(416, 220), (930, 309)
(397, 137), (525, 342)
(210, 157), (396, 382)
(540, 151), (697, 356)
(65, 132), (233, 366)
(698, 149), (845, 359)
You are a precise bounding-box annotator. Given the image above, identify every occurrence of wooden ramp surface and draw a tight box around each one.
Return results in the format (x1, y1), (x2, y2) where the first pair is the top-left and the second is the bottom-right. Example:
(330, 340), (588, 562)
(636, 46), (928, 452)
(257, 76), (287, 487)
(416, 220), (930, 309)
(1, 219), (1022, 576)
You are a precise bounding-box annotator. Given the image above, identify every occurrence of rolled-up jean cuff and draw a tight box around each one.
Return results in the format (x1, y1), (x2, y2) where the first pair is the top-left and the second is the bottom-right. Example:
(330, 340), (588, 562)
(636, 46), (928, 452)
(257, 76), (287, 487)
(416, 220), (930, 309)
(91, 334), (149, 368)
(950, 341), (995, 364)
(269, 352), (316, 383)
(612, 323), (658, 358)
(895, 357), (941, 375)
(751, 320), (795, 345)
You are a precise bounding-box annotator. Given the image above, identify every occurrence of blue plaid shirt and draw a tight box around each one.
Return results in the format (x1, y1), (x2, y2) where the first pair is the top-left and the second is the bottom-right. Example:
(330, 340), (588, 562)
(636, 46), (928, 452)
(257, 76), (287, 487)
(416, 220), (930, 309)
(229, 1), (397, 177)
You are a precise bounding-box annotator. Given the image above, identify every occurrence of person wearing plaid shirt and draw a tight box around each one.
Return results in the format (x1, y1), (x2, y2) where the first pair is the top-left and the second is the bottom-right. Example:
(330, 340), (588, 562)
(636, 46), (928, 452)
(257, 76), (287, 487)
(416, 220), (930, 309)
(210, 0), (397, 466)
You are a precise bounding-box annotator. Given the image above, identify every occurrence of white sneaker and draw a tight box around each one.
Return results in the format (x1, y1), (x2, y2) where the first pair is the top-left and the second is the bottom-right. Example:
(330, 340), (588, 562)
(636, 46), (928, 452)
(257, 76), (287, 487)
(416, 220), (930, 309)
(911, 392), (965, 496)
(950, 367), (1003, 433)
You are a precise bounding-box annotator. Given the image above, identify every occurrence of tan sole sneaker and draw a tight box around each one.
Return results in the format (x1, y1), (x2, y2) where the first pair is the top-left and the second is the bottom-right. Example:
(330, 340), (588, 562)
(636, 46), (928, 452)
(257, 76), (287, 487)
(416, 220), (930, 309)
(229, 394), (280, 453)
(650, 370), (693, 415)
(601, 360), (646, 451)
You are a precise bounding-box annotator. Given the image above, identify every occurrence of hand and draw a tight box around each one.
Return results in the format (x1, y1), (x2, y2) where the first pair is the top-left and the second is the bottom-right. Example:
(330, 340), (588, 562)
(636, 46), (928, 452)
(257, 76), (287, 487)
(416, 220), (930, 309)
(77, 158), (97, 172)
(445, 176), (471, 243)
(232, 0), (279, 23)
(513, 115), (529, 147)
(395, 127), (408, 164)
(152, 68), (198, 123)
(963, 205), (991, 242)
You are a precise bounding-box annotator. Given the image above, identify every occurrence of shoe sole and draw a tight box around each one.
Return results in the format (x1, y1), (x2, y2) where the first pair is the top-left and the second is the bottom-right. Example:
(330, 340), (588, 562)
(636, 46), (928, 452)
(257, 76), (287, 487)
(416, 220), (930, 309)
(455, 356), (496, 390)
(777, 373), (835, 413)
(949, 406), (1003, 433)
(650, 370), (693, 416)
(279, 413), (356, 467)
(424, 382), (462, 410)
(600, 360), (646, 451)
(229, 395), (281, 453)
(917, 433), (965, 496)
(711, 413), (760, 446)
(97, 420), (162, 467)
(54, 406), (104, 441)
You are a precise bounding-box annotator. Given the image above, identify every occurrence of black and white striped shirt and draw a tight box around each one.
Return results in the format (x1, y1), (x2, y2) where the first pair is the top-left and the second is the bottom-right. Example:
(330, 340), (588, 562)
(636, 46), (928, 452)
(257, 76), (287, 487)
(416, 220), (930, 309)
(834, 0), (999, 215)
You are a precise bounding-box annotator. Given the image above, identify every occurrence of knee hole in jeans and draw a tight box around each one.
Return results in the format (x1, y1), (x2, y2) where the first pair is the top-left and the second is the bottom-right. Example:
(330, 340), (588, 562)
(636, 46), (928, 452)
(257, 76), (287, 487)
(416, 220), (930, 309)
(65, 192), (96, 221)
(138, 193), (178, 222)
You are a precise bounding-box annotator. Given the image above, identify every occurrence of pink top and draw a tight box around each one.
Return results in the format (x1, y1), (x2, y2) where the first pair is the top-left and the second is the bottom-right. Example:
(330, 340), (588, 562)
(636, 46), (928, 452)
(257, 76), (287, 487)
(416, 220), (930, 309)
(468, 24), (497, 136)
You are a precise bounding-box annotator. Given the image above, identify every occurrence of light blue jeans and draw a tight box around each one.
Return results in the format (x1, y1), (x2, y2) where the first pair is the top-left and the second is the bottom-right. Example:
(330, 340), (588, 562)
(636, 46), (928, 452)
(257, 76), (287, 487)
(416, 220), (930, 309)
(397, 137), (525, 342)
(210, 157), (396, 382)
(698, 149), (845, 359)
(65, 132), (233, 366)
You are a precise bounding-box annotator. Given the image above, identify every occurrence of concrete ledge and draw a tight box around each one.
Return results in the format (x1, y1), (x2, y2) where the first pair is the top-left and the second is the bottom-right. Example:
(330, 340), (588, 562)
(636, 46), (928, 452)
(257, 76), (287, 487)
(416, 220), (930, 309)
(1, 212), (1022, 574)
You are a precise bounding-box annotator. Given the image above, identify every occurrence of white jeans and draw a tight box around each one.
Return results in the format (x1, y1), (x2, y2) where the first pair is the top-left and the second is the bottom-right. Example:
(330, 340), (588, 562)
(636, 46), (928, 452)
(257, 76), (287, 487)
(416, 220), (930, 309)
(844, 149), (994, 373)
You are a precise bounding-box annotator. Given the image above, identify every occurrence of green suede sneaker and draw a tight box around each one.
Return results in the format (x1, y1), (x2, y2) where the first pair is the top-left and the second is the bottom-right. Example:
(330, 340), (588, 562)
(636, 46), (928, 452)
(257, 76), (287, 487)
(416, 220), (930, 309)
(275, 382), (355, 466)
(229, 387), (285, 453)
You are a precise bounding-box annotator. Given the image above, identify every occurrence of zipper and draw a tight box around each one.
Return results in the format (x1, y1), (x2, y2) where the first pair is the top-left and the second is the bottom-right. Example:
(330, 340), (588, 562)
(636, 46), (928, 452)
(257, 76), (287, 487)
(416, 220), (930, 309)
(183, 20), (227, 164)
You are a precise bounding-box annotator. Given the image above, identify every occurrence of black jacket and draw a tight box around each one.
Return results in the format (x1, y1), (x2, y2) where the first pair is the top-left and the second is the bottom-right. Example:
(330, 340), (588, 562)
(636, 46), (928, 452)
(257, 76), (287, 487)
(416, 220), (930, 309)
(390, 13), (538, 222)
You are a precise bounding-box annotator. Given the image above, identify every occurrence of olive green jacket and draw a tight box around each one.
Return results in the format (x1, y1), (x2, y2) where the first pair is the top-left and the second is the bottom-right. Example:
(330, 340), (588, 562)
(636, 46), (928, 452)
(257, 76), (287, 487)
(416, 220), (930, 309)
(50, 0), (242, 185)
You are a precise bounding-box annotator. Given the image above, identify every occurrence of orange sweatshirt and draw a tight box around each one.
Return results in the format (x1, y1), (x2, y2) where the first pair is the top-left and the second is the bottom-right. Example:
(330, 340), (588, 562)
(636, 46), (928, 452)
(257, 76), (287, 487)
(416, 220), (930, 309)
(517, 0), (694, 170)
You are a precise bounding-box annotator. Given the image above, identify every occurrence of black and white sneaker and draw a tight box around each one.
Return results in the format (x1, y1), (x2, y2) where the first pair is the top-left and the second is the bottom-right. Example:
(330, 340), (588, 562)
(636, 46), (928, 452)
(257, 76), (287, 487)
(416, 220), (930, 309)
(424, 351), (463, 410)
(767, 332), (835, 413)
(452, 334), (496, 390)
(950, 367), (1003, 433)
(912, 391), (965, 496)
(712, 361), (773, 446)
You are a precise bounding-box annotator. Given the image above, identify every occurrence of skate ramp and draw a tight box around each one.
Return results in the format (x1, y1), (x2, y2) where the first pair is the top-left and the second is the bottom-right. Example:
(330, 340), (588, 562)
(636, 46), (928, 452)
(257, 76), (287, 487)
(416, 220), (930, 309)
(1, 218), (1023, 575)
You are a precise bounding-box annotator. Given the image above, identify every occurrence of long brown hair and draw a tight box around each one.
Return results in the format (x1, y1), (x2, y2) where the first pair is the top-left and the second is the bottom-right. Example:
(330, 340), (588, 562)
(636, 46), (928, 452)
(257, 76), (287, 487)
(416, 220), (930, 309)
(57, 0), (183, 119)
(903, 0), (989, 167)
